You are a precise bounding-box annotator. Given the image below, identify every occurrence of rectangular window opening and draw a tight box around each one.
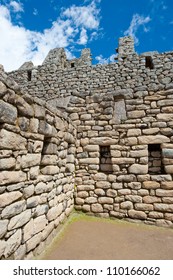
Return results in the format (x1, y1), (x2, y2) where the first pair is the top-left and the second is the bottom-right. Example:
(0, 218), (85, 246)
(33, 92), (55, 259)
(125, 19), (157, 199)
(71, 62), (75, 68)
(145, 56), (154, 69)
(148, 144), (165, 174)
(27, 70), (32, 81)
(99, 146), (113, 174)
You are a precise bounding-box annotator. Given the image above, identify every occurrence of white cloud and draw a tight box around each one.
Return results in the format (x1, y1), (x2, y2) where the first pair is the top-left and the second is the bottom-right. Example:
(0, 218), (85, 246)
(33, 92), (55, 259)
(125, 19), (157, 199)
(9, 1), (23, 13)
(33, 8), (38, 16)
(124, 14), (151, 44)
(95, 54), (116, 64)
(62, 0), (100, 29)
(78, 28), (88, 45)
(0, 1), (101, 71)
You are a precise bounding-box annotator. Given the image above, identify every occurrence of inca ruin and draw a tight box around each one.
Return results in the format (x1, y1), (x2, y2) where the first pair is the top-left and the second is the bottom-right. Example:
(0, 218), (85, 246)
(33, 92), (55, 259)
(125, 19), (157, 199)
(0, 36), (173, 259)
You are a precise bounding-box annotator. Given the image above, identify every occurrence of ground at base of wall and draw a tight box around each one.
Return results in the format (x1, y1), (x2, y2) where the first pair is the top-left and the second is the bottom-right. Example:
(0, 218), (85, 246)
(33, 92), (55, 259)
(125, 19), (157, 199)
(37, 212), (173, 260)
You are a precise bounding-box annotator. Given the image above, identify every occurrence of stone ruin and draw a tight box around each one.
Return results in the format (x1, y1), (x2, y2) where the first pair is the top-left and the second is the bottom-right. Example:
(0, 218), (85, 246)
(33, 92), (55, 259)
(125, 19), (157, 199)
(0, 36), (173, 259)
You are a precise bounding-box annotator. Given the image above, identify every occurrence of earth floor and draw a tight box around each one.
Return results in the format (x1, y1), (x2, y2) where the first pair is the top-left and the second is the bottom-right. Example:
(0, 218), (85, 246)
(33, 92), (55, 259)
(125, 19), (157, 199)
(39, 213), (173, 260)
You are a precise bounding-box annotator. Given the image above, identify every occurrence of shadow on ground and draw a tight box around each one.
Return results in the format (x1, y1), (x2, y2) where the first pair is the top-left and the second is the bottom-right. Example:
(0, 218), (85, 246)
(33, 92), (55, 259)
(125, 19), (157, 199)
(39, 213), (173, 260)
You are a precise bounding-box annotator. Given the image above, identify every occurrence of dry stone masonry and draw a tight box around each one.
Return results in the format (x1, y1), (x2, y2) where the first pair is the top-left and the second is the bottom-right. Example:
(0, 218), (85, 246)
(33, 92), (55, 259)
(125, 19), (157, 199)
(1, 36), (173, 259)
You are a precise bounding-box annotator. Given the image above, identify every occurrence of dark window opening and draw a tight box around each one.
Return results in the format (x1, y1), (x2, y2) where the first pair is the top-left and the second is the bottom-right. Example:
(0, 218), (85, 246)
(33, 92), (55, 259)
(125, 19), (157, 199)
(99, 146), (113, 174)
(71, 62), (75, 68)
(145, 56), (154, 69)
(27, 70), (32, 81)
(148, 144), (165, 174)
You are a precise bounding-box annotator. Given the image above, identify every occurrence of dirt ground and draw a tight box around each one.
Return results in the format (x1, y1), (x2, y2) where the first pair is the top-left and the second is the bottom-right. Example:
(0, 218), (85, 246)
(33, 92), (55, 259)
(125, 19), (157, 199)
(40, 214), (173, 260)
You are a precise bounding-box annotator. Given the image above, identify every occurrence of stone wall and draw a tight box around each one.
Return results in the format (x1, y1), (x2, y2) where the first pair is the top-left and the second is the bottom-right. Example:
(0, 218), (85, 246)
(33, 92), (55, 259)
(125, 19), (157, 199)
(6, 36), (173, 228)
(0, 67), (76, 259)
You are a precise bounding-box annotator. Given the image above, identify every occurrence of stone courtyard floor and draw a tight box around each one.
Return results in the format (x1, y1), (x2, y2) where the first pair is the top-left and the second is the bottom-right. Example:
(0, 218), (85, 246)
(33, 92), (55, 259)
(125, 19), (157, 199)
(39, 213), (173, 260)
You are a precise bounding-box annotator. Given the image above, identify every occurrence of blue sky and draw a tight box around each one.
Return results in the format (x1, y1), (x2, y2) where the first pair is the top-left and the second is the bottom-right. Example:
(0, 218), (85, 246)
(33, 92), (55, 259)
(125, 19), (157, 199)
(0, 0), (172, 71)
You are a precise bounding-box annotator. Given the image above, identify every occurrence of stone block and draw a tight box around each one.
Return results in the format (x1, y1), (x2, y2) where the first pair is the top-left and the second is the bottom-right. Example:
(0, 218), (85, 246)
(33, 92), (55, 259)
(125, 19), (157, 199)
(0, 157), (16, 170)
(1, 200), (26, 218)
(127, 129), (141, 137)
(0, 220), (8, 238)
(106, 189), (117, 197)
(143, 196), (161, 204)
(39, 120), (54, 136)
(89, 137), (118, 145)
(130, 150), (148, 157)
(164, 165), (173, 174)
(161, 182), (173, 190)
(8, 210), (31, 230)
(125, 195), (142, 203)
(47, 203), (63, 221)
(154, 203), (173, 212)
(128, 210), (147, 220)
(129, 164), (148, 174)
(35, 182), (48, 194)
(42, 222), (54, 240)
(0, 81), (7, 97)
(79, 158), (99, 165)
(135, 203), (153, 211)
(96, 181), (111, 189)
(84, 145), (99, 152)
(138, 135), (170, 144)
(98, 197), (113, 204)
(127, 110), (145, 119)
(4, 229), (22, 258)
(27, 196), (39, 208)
(23, 215), (48, 242)
(149, 212), (164, 219)
(118, 189), (131, 195)
(0, 170), (27, 186)
(21, 154), (41, 168)
(26, 232), (42, 253)
(85, 197), (97, 204)
(0, 100), (17, 124)
(23, 184), (34, 198)
(156, 189), (173, 197)
(0, 191), (22, 207)
(41, 165), (59, 175)
(120, 201), (133, 210)
(77, 191), (88, 198)
(143, 181), (160, 189)
(91, 203), (103, 213)
(16, 95), (34, 117)
(94, 189), (105, 196)
(0, 129), (27, 150)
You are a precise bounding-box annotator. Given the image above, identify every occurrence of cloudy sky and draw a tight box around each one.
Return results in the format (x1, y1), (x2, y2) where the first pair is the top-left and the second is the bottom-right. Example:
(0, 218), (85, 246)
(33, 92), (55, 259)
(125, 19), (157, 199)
(0, 0), (172, 71)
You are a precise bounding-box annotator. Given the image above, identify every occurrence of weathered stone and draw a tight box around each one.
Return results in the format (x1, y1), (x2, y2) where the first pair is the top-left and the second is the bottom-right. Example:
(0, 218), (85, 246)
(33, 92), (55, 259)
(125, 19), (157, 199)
(164, 165), (173, 174)
(96, 181), (111, 189)
(143, 181), (160, 189)
(21, 154), (41, 168)
(161, 181), (173, 190)
(47, 203), (63, 221)
(0, 157), (16, 170)
(0, 129), (27, 150)
(4, 229), (22, 258)
(1, 200), (26, 218)
(79, 158), (99, 165)
(118, 189), (131, 195)
(143, 196), (161, 204)
(26, 232), (42, 252)
(106, 189), (117, 197)
(125, 195), (142, 203)
(14, 244), (26, 260)
(98, 197), (113, 204)
(120, 201), (133, 210)
(23, 184), (34, 198)
(27, 196), (39, 208)
(0, 171), (26, 186)
(0, 220), (8, 238)
(42, 222), (54, 240)
(93, 173), (107, 181)
(0, 100), (17, 124)
(129, 164), (148, 174)
(138, 135), (170, 144)
(23, 215), (48, 242)
(91, 203), (103, 213)
(35, 182), (48, 194)
(128, 210), (147, 219)
(85, 197), (97, 204)
(135, 203), (153, 211)
(8, 210), (31, 230)
(0, 191), (22, 207)
(34, 204), (49, 217)
(41, 165), (59, 175)
(156, 189), (173, 197)
(16, 95), (34, 117)
(154, 204), (173, 212)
